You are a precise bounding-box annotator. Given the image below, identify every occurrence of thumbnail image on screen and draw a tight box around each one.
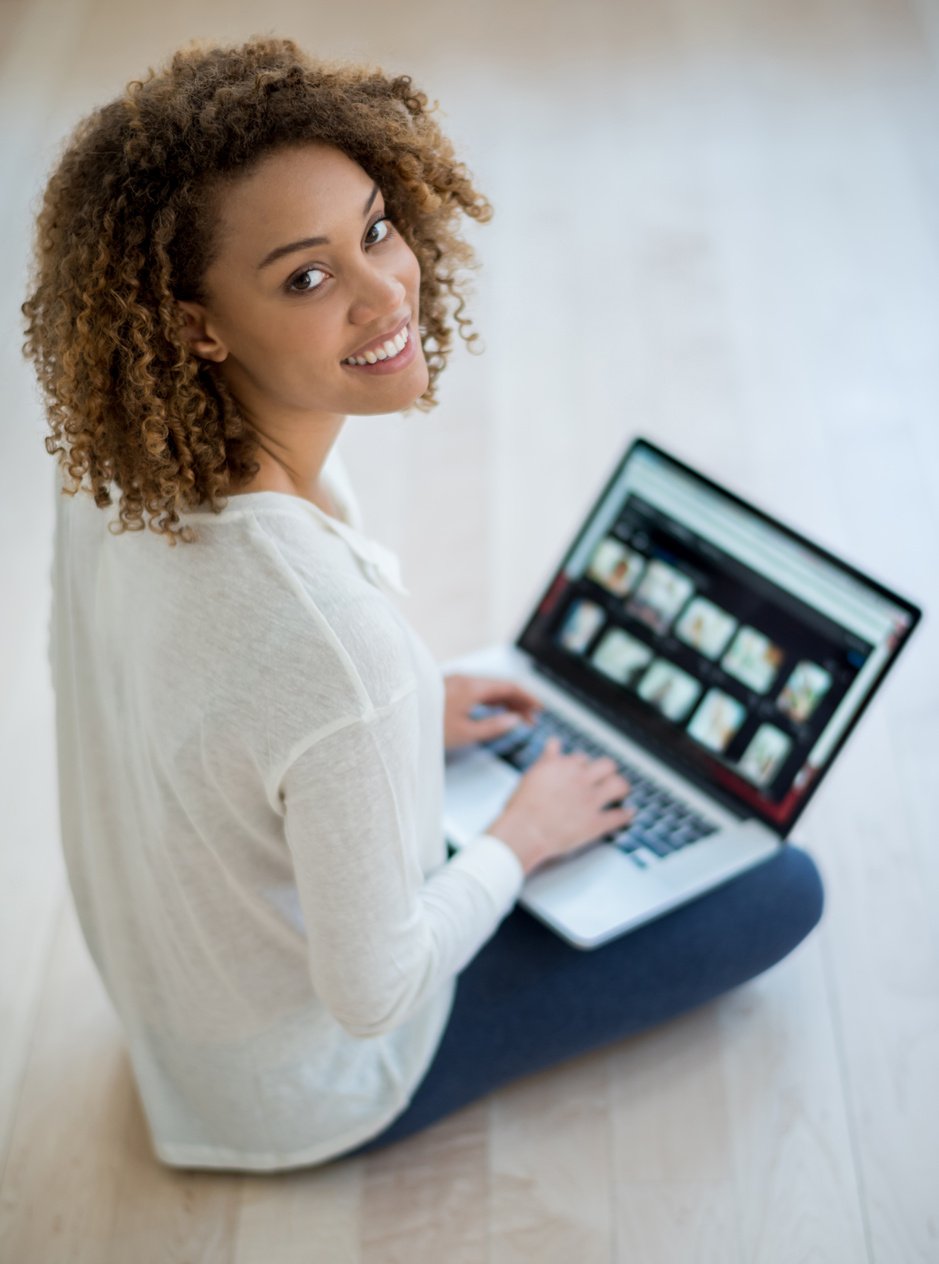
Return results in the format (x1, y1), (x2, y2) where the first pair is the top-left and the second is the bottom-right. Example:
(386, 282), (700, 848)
(636, 659), (702, 722)
(721, 625), (785, 693)
(626, 560), (695, 634)
(776, 660), (833, 723)
(738, 724), (793, 787)
(558, 598), (606, 653)
(586, 537), (646, 597)
(674, 596), (739, 660)
(686, 688), (748, 753)
(590, 628), (654, 686)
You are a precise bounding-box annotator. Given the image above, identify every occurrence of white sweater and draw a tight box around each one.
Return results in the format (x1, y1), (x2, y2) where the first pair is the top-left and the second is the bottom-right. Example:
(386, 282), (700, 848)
(48, 442), (524, 1172)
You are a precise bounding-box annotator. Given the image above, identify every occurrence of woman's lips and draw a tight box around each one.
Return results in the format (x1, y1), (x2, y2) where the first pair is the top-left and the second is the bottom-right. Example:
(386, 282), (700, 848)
(341, 319), (418, 376)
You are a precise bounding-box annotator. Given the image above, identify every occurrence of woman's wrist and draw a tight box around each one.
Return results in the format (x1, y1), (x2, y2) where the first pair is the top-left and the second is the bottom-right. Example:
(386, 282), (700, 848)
(484, 812), (548, 877)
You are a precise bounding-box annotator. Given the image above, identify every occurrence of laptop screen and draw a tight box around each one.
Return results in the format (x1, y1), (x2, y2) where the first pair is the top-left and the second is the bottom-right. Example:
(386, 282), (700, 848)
(516, 438), (921, 836)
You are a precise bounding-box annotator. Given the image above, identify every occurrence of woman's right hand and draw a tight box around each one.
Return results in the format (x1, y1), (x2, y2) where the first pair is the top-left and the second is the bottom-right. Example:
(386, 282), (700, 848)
(485, 737), (635, 877)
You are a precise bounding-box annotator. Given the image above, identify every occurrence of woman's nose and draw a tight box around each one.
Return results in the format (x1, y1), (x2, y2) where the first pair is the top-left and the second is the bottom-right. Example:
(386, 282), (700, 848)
(348, 263), (406, 325)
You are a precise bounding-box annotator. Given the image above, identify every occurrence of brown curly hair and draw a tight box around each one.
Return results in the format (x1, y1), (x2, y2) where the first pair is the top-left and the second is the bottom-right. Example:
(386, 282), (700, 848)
(21, 36), (493, 545)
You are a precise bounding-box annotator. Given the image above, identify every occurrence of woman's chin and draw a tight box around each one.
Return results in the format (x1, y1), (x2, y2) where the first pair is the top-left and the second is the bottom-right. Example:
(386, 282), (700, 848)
(387, 363), (431, 411)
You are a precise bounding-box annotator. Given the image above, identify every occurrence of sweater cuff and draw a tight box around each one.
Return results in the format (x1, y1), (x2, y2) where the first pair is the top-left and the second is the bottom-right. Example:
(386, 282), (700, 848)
(447, 832), (526, 916)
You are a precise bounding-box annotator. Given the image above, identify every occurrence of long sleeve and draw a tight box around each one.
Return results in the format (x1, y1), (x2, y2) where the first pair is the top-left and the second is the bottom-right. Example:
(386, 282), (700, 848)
(280, 683), (525, 1040)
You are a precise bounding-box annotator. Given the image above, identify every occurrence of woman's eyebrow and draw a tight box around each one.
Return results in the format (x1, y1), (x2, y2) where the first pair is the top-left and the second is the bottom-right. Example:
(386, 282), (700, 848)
(257, 182), (380, 270)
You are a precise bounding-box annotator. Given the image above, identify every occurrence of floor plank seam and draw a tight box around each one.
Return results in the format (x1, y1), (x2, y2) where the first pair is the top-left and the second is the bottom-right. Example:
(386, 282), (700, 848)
(817, 916), (876, 1264)
(0, 883), (66, 1196)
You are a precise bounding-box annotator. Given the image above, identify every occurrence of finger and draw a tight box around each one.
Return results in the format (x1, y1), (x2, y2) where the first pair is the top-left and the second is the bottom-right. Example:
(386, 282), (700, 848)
(474, 679), (545, 721)
(493, 680), (543, 710)
(601, 803), (636, 827)
(474, 712), (525, 742)
(515, 690), (545, 720)
(601, 772), (632, 797)
(583, 758), (630, 792)
(583, 755), (617, 779)
(468, 677), (524, 703)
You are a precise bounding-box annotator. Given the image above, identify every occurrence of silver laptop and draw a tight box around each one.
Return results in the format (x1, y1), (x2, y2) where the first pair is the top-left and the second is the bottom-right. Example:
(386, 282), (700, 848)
(442, 437), (921, 949)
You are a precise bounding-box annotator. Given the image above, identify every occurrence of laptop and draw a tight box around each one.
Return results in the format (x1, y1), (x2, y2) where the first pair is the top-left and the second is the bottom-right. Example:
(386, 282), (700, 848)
(441, 436), (921, 949)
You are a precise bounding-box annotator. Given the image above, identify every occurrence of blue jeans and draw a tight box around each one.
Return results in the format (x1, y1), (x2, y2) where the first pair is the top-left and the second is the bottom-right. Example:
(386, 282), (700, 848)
(346, 843), (824, 1156)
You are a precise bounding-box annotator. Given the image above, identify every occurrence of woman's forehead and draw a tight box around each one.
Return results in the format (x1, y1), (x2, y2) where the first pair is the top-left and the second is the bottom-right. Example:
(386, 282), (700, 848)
(210, 143), (375, 257)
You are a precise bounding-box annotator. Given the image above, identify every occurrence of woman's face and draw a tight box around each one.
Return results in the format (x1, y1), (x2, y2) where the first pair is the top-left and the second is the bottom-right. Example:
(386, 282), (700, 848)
(178, 142), (429, 423)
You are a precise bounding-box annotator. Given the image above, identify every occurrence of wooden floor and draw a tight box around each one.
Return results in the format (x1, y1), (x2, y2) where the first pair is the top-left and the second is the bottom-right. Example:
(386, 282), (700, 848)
(1, 0), (937, 1259)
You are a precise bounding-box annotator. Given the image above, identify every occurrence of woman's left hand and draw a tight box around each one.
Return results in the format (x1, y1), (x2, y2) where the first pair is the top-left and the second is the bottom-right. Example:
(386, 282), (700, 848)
(442, 673), (544, 752)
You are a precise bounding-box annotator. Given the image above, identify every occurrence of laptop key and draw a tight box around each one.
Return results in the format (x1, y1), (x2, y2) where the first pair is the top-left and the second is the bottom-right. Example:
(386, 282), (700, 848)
(640, 835), (674, 857)
(669, 826), (696, 845)
(644, 793), (672, 814)
(631, 813), (662, 835)
(657, 810), (687, 832)
(628, 797), (653, 815)
(629, 847), (659, 869)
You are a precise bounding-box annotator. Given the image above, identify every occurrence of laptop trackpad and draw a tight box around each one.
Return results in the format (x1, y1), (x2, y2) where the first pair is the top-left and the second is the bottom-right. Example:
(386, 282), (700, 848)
(521, 846), (654, 942)
(444, 747), (520, 839)
(522, 821), (775, 948)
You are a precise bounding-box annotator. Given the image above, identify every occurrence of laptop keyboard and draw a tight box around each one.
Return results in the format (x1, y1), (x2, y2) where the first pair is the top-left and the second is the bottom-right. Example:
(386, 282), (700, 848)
(472, 703), (720, 868)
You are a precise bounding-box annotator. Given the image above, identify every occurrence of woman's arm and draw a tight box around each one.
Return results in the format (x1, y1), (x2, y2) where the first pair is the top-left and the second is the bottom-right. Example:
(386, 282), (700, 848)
(280, 685), (524, 1039)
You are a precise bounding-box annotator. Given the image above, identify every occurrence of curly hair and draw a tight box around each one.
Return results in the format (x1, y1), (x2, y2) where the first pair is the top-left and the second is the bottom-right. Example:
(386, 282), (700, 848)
(21, 36), (493, 545)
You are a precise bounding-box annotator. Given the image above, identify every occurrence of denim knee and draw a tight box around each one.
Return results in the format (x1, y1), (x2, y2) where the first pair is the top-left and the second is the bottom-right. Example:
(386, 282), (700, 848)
(778, 843), (825, 948)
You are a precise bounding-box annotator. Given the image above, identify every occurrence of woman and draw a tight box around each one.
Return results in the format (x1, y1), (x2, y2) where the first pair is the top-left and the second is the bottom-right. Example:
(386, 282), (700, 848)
(23, 36), (824, 1172)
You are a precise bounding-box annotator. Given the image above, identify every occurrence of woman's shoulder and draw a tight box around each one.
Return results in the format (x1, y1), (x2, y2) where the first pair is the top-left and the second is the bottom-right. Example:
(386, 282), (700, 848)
(176, 504), (418, 723)
(64, 475), (418, 741)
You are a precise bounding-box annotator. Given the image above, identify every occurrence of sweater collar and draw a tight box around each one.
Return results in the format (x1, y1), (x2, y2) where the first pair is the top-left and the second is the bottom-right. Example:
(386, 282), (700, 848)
(171, 487), (410, 599)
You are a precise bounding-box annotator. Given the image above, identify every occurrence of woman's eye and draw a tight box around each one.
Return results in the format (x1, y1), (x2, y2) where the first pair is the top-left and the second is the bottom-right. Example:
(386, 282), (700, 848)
(366, 216), (393, 245)
(286, 217), (393, 294)
(288, 267), (328, 294)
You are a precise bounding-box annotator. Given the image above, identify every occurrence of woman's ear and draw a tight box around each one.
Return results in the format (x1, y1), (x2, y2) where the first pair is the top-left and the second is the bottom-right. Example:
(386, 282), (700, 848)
(176, 300), (229, 363)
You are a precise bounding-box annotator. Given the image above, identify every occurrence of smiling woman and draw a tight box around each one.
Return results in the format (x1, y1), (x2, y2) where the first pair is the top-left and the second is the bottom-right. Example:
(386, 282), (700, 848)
(21, 36), (492, 541)
(23, 35), (824, 1179)
(174, 141), (428, 504)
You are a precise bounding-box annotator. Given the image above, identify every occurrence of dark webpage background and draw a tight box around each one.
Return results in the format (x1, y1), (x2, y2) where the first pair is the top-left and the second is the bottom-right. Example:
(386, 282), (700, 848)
(518, 493), (874, 826)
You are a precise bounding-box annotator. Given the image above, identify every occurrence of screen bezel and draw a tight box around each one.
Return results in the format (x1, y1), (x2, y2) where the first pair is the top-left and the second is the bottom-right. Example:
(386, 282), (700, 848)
(514, 435), (923, 836)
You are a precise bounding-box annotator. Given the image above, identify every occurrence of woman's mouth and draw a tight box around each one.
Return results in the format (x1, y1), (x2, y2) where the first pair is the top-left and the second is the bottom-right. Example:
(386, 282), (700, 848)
(341, 320), (417, 375)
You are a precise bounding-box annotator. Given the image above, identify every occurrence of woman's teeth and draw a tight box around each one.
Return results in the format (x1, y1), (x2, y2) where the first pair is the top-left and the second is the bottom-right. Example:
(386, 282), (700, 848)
(343, 324), (409, 366)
